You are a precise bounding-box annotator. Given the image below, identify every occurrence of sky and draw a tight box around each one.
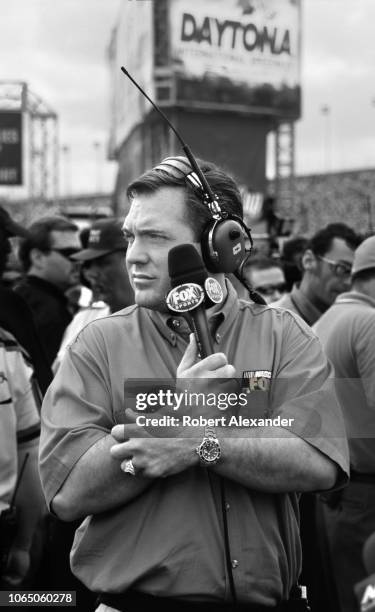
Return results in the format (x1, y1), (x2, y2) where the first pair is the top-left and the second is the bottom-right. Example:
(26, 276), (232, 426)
(0, 0), (374, 198)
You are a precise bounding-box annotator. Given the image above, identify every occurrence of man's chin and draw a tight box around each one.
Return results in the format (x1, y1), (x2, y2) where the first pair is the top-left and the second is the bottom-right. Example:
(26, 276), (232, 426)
(134, 289), (168, 312)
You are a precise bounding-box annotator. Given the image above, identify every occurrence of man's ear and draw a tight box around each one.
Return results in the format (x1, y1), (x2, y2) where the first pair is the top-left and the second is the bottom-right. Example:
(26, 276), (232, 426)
(302, 249), (318, 272)
(29, 248), (47, 271)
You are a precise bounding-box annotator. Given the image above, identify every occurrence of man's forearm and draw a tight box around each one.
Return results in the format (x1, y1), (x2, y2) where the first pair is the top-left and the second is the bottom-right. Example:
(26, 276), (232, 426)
(210, 426), (338, 492)
(52, 434), (153, 521)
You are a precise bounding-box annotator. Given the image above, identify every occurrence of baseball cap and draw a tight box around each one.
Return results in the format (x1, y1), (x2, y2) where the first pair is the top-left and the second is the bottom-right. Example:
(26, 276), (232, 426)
(72, 218), (127, 262)
(351, 235), (375, 276)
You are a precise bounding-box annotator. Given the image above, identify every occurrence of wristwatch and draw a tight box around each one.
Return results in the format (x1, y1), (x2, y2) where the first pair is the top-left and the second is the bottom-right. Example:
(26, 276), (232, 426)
(196, 427), (221, 466)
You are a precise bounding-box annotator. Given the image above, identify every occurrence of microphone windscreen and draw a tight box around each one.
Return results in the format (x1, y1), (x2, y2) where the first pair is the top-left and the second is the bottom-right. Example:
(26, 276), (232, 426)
(168, 244), (207, 287)
(364, 533), (375, 576)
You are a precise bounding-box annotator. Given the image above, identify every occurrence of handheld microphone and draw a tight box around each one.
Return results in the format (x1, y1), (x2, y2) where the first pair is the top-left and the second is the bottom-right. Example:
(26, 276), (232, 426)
(354, 532), (375, 611)
(166, 244), (220, 358)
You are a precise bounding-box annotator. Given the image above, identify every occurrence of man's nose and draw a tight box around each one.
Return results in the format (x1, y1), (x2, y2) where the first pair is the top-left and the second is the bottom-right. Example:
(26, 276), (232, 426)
(126, 239), (148, 265)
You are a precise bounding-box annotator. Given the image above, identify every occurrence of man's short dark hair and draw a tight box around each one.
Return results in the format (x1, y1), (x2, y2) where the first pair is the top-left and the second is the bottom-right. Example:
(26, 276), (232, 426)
(18, 216), (78, 271)
(308, 223), (361, 257)
(281, 236), (309, 263)
(126, 158), (243, 241)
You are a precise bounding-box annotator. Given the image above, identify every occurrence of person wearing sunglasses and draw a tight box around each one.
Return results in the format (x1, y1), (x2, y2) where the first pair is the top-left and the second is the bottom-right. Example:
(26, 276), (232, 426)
(272, 223), (361, 326)
(236, 255), (287, 304)
(14, 216), (81, 366)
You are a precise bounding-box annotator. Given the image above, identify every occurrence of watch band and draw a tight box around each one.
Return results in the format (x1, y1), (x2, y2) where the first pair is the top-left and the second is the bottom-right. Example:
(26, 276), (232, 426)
(204, 426), (216, 439)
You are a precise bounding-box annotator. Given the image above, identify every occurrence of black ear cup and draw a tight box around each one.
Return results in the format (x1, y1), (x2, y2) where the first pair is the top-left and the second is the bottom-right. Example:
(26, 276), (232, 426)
(201, 217), (248, 273)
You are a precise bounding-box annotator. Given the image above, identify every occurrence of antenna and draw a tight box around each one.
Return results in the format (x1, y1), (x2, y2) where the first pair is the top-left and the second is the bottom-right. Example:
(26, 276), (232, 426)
(120, 67), (219, 210)
(120, 68), (264, 303)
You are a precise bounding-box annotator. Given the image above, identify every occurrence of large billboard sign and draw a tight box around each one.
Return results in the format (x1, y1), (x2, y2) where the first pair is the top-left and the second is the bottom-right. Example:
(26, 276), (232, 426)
(0, 112), (22, 185)
(169, 0), (301, 118)
(108, 1), (154, 156)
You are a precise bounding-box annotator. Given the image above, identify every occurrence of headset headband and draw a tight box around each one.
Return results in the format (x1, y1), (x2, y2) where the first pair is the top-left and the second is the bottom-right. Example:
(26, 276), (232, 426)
(154, 156), (223, 218)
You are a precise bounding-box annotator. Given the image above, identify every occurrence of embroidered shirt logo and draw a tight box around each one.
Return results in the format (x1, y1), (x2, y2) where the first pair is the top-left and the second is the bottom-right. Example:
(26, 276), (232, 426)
(89, 229), (101, 244)
(242, 370), (271, 393)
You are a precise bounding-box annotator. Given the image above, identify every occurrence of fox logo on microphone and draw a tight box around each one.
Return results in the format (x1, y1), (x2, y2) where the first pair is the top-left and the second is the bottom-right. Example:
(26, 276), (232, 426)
(166, 283), (204, 313)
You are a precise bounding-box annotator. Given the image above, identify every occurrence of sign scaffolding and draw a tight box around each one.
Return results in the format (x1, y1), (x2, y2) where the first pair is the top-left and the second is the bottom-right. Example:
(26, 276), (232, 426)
(0, 81), (58, 201)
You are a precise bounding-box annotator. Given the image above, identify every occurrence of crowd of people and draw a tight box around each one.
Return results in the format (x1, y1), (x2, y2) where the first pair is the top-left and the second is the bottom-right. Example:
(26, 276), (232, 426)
(0, 155), (374, 612)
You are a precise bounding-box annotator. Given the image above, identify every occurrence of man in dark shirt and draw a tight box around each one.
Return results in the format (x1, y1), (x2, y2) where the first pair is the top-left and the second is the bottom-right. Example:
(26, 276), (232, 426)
(0, 207), (52, 394)
(14, 216), (81, 366)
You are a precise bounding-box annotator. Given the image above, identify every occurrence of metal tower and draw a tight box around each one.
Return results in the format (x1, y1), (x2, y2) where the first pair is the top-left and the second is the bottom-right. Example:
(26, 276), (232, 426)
(0, 80), (58, 202)
(275, 121), (295, 216)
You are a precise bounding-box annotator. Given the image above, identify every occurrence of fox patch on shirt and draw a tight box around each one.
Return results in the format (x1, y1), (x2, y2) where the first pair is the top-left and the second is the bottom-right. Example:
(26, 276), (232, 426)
(242, 370), (272, 393)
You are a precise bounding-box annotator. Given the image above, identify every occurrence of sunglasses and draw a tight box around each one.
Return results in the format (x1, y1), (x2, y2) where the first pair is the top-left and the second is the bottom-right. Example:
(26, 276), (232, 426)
(254, 283), (286, 296)
(49, 248), (80, 261)
(317, 256), (352, 278)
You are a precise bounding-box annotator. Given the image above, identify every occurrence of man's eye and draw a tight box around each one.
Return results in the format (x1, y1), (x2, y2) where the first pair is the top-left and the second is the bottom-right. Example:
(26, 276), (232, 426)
(149, 233), (168, 241)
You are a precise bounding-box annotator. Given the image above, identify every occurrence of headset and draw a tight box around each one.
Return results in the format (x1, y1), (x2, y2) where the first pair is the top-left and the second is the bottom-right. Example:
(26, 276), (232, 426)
(121, 67), (265, 304)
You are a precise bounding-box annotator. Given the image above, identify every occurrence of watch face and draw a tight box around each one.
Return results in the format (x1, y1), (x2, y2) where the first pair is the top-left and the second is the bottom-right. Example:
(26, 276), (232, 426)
(199, 438), (221, 463)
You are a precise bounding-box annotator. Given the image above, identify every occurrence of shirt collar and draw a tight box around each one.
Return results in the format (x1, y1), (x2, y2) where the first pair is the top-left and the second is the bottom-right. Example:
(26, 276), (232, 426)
(290, 283), (324, 326)
(335, 290), (375, 309)
(146, 278), (240, 347)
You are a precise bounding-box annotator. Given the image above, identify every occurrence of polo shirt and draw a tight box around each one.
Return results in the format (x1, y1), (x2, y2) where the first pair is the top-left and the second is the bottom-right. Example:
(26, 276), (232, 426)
(0, 328), (40, 511)
(53, 303), (110, 372)
(313, 291), (375, 473)
(272, 284), (324, 326)
(39, 283), (349, 606)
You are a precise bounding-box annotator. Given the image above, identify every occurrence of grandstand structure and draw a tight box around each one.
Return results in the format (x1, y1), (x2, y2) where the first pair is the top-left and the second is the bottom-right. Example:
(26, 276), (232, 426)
(270, 167), (375, 236)
(2, 168), (373, 238)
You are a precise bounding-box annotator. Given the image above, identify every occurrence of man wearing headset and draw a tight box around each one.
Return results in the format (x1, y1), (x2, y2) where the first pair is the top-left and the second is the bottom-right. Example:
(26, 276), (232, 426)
(39, 158), (349, 612)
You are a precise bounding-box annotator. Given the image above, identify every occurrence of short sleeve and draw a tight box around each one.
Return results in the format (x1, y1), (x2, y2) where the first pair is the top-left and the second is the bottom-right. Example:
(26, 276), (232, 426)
(39, 325), (113, 509)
